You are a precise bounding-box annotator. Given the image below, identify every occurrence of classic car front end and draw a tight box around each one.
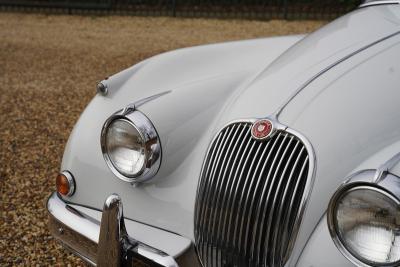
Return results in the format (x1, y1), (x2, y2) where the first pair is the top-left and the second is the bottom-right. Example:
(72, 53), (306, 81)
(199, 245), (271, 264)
(47, 1), (400, 266)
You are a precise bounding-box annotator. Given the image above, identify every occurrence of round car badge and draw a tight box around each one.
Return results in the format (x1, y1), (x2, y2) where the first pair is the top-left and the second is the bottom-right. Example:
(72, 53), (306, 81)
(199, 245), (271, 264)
(251, 119), (273, 140)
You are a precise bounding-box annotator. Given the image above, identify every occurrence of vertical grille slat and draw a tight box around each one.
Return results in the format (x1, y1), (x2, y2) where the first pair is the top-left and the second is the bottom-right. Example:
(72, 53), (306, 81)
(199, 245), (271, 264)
(230, 140), (257, 257)
(248, 132), (283, 266)
(279, 154), (309, 263)
(195, 121), (313, 267)
(208, 124), (243, 267)
(269, 141), (301, 266)
(240, 138), (275, 260)
(225, 139), (257, 249)
(214, 125), (248, 267)
(195, 132), (223, 220)
(219, 126), (253, 266)
(203, 126), (237, 266)
(236, 141), (264, 254)
(198, 127), (232, 265)
(253, 133), (288, 265)
(263, 136), (295, 265)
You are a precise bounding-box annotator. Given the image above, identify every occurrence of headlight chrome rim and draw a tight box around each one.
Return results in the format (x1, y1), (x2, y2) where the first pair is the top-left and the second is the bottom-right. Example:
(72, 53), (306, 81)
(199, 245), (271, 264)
(328, 181), (400, 267)
(100, 110), (161, 183)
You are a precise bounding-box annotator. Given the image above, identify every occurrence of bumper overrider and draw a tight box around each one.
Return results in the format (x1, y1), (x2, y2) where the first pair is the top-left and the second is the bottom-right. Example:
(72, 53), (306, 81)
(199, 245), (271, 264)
(47, 192), (199, 267)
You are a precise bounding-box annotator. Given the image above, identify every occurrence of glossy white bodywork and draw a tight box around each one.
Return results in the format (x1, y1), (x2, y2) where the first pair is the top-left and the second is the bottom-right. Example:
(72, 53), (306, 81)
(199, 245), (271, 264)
(61, 4), (400, 266)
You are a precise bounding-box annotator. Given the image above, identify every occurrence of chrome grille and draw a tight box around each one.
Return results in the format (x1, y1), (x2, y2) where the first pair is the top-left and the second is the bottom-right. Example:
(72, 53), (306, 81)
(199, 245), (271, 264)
(194, 121), (312, 267)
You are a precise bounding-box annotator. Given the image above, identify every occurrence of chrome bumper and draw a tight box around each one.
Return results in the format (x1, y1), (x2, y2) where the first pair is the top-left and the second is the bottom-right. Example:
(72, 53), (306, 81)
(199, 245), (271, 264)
(47, 192), (198, 267)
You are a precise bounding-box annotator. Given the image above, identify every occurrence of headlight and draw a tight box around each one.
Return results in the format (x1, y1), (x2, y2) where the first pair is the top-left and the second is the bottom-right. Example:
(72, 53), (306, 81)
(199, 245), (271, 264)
(328, 183), (400, 266)
(101, 110), (161, 183)
(105, 119), (146, 177)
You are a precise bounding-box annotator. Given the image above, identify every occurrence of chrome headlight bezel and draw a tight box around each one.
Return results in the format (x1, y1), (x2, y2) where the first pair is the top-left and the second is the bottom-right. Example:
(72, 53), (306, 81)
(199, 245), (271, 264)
(328, 176), (400, 267)
(100, 109), (161, 183)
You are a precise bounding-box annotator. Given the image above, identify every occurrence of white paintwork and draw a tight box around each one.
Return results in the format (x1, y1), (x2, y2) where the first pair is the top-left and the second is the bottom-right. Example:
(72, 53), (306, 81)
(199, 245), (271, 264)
(280, 28), (400, 266)
(59, 4), (400, 265)
(296, 214), (354, 267)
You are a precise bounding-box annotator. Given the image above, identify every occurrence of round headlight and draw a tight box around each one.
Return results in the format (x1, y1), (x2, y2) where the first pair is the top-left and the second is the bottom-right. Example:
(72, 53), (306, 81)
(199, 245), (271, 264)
(328, 185), (400, 266)
(105, 119), (146, 177)
(101, 110), (161, 183)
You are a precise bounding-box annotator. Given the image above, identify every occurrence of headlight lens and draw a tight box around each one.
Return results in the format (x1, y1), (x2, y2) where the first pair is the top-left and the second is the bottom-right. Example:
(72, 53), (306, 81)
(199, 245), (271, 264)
(330, 185), (400, 266)
(105, 119), (146, 177)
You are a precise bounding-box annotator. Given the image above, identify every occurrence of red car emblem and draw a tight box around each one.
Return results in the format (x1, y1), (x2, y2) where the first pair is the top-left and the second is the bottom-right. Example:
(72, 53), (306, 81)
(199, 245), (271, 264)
(251, 119), (273, 140)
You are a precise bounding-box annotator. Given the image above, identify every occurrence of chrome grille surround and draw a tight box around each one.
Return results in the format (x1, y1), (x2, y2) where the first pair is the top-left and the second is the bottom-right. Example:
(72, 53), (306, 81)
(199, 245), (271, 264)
(194, 119), (315, 267)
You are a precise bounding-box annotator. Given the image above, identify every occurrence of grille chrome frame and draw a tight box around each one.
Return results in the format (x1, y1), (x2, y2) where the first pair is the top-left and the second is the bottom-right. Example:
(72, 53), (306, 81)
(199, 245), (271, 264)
(194, 118), (316, 267)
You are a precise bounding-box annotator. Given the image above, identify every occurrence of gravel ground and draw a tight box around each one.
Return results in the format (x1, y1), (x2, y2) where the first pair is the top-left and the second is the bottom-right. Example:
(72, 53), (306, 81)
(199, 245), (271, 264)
(0, 12), (325, 266)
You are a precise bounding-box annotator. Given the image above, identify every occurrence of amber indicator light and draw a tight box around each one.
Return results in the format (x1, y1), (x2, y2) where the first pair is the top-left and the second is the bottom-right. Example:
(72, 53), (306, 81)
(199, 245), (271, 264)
(56, 172), (75, 196)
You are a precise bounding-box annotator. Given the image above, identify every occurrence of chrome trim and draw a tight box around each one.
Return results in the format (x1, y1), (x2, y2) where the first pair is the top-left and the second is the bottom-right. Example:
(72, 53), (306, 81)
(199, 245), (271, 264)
(220, 125), (253, 265)
(47, 192), (185, 267)
(282, 151), (309, 264)
(249, 134), (281, 264)
(61, 170), (75, 197)
(49, 214), (98, 265)
(360, 0), (400, 8)
(132, 91), (171, 109)
(226, 127), (258, 260)
(97, 82), (108, 96)
(194, 117), (316, 267)
(256, 133), (290, 262)
(97, 194), (126, 266)
(208, 124), (241, 267)
(100, 109), (161, 184)
(373, 151), (400, 183)
(327, 169), (400, 267)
